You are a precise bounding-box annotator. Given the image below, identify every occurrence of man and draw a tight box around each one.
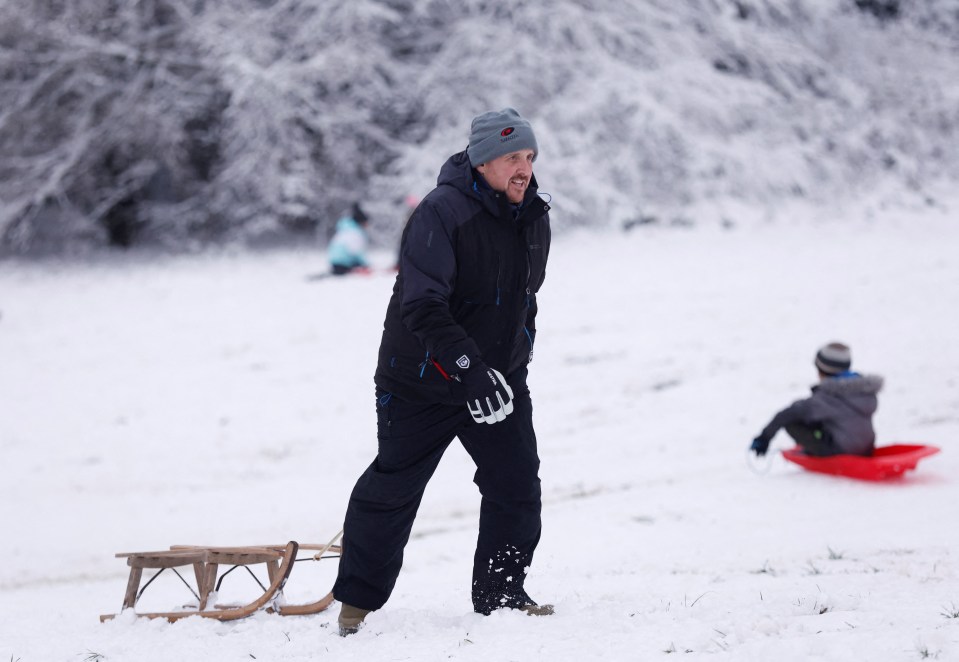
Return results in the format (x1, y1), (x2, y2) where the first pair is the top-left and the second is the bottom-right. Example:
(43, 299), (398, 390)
(750, 342), (883, 457)
(332, 108), (552, 635)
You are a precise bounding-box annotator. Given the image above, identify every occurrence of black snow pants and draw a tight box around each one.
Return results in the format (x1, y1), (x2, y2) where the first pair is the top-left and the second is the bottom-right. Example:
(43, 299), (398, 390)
(331, 384), (542, 615)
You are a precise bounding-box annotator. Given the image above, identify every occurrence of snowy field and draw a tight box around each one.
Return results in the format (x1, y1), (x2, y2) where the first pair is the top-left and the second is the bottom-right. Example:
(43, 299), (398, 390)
(2, 211), (958, 661)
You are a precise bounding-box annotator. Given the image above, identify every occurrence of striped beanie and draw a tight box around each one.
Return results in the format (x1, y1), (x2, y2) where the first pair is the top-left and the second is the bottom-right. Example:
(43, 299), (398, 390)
(815, 342), (852, 375)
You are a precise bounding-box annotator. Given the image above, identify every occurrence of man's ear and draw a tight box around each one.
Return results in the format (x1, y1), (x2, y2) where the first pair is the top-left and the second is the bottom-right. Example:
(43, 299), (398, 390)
(475, 163), (486, 174)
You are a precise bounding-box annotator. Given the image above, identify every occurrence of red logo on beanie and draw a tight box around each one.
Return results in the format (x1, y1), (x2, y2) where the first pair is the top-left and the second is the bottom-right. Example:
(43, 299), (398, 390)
(501, 127), (514, 137)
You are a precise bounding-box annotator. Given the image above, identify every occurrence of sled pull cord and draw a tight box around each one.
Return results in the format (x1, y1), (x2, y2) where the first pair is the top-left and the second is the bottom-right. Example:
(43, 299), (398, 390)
(745, 447), (773, 476)
(312, 529), (344, 561)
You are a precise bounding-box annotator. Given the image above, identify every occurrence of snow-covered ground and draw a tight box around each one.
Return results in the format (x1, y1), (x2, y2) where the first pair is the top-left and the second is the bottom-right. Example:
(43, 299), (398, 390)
(2, 210), (958, 661)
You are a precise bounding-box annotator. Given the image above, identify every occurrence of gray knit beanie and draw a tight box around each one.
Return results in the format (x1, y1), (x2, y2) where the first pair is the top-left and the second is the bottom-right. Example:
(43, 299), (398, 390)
(467, 107), (538, 167)
(815, 342), (852, 375)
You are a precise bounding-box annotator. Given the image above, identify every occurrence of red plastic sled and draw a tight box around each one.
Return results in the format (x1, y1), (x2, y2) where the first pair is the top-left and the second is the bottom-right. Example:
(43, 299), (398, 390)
(781, 444), (940, 481)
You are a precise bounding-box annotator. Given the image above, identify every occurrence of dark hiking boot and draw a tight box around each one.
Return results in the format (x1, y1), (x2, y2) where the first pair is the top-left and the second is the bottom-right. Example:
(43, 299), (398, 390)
(337, 603), (371, 636)
(474, 588), (555, 616)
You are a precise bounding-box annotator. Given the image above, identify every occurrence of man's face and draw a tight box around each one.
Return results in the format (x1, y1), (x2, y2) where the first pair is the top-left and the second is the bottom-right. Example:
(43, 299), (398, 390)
(476, 148), (535, 204)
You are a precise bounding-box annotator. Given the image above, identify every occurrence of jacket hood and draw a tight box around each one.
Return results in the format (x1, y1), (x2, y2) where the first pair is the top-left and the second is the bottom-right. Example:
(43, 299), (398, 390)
(814, 373), (883, 416)
(816, 374), (884, 396)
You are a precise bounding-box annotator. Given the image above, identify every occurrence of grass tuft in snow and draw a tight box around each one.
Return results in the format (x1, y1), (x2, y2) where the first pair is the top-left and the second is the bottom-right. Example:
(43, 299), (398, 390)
(712, 629), (729, 651)
(685, 591), (713, 608)
(664, 643), (693, 654)
(940, 602), (959, 619)
(916, 641), (941, 659)
(751, 561), (776, 575)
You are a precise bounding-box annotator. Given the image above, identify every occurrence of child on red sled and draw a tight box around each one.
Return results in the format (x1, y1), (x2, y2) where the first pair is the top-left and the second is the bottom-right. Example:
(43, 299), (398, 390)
(750, 342), (883, 457)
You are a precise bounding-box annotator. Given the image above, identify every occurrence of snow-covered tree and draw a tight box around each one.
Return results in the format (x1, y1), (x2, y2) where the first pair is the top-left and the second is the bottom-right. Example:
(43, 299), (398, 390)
(0, 1), (230, 251)
(1, 0), (957, 255)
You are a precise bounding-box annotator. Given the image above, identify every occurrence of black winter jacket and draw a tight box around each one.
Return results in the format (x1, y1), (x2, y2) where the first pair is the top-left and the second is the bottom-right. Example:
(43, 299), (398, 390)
(374, 150), (551, 404)
(757, 373), (884, 455)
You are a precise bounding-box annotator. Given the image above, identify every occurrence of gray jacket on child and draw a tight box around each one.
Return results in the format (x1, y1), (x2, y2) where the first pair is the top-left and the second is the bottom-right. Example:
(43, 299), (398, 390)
(757, 373), (884, 455)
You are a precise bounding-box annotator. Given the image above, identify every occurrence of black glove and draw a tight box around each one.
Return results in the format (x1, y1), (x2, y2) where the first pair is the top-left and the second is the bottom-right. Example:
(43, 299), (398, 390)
(458, 364), (514, 425)
(750, 437), (770, 457)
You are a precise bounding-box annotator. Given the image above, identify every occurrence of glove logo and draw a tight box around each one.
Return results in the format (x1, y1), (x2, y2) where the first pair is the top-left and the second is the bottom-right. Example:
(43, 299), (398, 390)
(456, 355), (471, 370)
